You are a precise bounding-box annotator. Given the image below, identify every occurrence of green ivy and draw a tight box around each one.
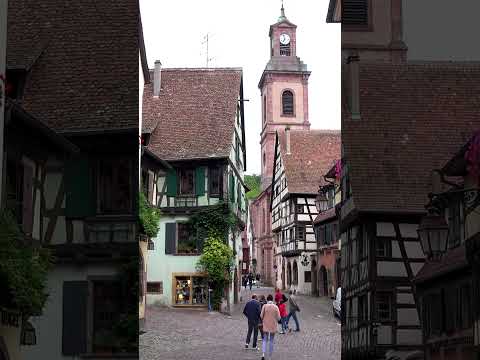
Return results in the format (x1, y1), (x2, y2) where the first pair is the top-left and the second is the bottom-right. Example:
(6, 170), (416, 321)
(112, 257), (139, 352)
(0, 211), (53, 316)
(196, 236), (235, 310)
(245, 174), (261, 200)
(139, 192), (161, 238)
(187, 202), (242, 242)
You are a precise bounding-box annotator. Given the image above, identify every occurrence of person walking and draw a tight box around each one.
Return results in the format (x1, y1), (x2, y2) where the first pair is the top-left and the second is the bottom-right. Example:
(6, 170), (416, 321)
(243, 275), (248, 290)
(278, 294), (289, 334)
(256, 273), (261, 288)
(286, 290), (300, 332)
(258, 295), (267, 342)
(274, 287), (282, 305)
(260, 294), (280, 360)
(248, 272), (254, 291)
(243, 294), (261, 350)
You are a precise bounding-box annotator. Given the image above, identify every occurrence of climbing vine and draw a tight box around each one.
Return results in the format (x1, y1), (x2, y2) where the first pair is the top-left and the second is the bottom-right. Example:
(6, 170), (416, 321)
(187, 202), (242, 242)
(0, 211), (53, 316)
(196, 236), (235, 310)
(139, 192), (161, 238)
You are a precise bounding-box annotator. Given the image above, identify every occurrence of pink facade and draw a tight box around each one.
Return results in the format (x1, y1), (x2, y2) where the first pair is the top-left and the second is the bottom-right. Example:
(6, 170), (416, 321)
(249, 7), (311, 288)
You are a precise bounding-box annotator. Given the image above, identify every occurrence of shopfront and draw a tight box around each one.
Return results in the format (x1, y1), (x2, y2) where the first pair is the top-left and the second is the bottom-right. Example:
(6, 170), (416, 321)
(172, 273), (208, 306)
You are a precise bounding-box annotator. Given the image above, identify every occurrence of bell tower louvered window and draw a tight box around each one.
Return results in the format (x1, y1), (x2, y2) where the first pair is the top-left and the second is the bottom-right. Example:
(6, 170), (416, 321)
(342, 0), (368, 26)
(282, 90), (294, 115)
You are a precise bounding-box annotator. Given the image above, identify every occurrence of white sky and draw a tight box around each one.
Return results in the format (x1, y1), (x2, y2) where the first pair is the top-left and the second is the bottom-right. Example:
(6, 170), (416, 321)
(140, 0), (340, 175)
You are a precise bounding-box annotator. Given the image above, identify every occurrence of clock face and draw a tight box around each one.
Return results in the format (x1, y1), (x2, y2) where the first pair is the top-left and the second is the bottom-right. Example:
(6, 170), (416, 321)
(280, 33), (290, 45)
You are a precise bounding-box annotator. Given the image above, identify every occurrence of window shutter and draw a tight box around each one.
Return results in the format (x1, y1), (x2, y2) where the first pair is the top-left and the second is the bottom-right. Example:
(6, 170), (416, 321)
(22, 163), (34, 234)
(62, 281), (88, 355)
(229, 173), (235, 203)
(165, 223), (176, 254)
(342, 0), (368, 25)
(195, 167), (205, 196)
(166, 169), (177, 197)
(65, 157), (93, 218)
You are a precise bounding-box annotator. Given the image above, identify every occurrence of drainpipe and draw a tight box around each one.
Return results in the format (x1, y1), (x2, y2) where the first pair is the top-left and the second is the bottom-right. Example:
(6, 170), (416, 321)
(0, 0), (8, 209)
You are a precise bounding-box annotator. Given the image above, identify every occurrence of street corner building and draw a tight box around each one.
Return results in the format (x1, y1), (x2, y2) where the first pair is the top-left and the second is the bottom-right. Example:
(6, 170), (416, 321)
(141, 65), (248, 308)
(4, 0), (140, 359)
(270, 129), (341, 296)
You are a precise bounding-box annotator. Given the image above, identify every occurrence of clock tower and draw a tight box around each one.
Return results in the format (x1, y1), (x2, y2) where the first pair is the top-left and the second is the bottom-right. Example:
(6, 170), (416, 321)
(259, 4), (311, 189)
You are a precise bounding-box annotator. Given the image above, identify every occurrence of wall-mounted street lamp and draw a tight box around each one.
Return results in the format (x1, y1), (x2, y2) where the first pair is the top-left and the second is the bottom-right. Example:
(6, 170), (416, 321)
(418, 188), (479, 260)
(417, 206), (449, 261)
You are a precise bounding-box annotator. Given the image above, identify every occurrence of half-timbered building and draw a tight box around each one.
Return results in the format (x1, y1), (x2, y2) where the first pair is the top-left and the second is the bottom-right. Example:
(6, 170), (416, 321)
(7, 1), (139, 358)
(249, 5), (312, 288)
(1, 98), (78, 360)
(340, 59), (480, 359)
(313, 161), (342, 298)
(270, 128), (340, 295)
(143, 66), (247, 308)
(413, 133), (480, 360)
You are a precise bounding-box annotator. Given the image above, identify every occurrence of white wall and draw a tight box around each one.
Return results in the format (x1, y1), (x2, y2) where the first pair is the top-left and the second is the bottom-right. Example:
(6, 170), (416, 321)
(21, 264), (119, 360)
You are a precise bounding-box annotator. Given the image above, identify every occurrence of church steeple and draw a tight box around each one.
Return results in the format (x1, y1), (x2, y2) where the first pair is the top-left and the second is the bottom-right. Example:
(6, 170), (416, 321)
(278, 1), (287, 22)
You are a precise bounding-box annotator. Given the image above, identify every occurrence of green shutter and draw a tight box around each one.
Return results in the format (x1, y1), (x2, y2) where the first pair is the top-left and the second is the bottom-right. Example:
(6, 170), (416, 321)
(195, 167), (205, 196)
(65, 156), (93, 218)
(229, 173), (235, 203)
(165, 223), (176, 254)
(166, 169), (177, 197)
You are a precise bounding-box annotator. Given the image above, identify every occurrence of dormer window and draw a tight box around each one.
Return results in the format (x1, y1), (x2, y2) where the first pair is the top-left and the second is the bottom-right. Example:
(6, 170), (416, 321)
(282, 90), (294, 116)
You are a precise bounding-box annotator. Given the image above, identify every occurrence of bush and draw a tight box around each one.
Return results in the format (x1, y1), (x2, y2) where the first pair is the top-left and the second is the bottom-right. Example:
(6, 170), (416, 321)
(139, 192), (161, 238)
(0, 211), (52, 316)
(196, 236), (234, 310)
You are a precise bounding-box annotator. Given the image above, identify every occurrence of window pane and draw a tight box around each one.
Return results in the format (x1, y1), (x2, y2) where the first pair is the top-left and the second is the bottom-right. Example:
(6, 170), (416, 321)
(179, 169), (194, 195)
(177, 223), (197, 254)
(282, 91), (294, 115)
(174, 277), (191, 304)
(98, 159), (132, 213)
(192, 277), (208, 305)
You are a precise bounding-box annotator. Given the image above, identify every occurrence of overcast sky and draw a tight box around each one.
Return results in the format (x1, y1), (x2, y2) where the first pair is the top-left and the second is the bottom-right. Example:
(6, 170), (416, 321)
(140, 0), (340, 175)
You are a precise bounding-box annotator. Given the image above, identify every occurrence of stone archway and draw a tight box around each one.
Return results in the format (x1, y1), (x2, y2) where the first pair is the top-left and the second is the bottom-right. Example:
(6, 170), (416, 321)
(320, 266), (328, 296)
(293, 261), (298, 286)
(311, 260), (318, 296)
(287, 262), (292, 287)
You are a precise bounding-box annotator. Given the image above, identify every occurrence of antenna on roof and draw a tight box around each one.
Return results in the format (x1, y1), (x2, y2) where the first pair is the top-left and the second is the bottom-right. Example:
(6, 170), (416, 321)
(201, 33), (215, 68)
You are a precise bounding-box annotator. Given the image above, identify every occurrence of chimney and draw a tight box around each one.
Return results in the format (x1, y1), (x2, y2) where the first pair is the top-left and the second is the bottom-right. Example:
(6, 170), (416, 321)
(153, 60), (162, 97)
(285, 126), (291, 154)
(346, 54), (361, 120)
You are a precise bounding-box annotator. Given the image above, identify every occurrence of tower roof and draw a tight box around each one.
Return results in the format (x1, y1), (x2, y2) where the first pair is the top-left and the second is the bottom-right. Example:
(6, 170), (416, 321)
(269, 4), (296, 36)
(278, 1), (287, 22)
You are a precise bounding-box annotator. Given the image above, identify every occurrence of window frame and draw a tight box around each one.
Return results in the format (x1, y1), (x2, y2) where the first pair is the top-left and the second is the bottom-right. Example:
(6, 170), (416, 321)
(177, 168), (195, 196)
(281, 90), (295, 116)
(96, 157), (133, 215)
(208, 166), (222, 196)
(341, 0), (373, 32)
(146, 282), (163, 294)
(176, 222), (198, 255)
(376, 291), (393, 322)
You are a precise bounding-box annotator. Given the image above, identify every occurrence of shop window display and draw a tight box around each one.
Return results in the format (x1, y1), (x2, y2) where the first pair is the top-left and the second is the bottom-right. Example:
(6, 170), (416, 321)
(174, 275), (207, 306)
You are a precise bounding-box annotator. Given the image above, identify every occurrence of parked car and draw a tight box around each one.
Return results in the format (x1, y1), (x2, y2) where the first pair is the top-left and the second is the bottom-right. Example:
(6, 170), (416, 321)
(332, 287), (341, 318)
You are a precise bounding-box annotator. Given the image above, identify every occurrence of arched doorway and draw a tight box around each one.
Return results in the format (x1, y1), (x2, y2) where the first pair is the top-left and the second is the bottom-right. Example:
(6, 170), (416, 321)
(287, 262), (292, 287)
(320, 266), (328, 296)
(311, 260), (318, 296)
(293, 261), (298, 286)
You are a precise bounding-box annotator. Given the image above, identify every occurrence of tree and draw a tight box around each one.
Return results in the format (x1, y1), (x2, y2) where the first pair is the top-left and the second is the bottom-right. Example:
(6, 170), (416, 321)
(196, 236), (234, 310)
(245, 174), (261, 200)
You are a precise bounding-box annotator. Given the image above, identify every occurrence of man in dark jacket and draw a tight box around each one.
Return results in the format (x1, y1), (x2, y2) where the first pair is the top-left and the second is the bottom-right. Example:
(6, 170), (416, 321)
(243, 294), (261, 350)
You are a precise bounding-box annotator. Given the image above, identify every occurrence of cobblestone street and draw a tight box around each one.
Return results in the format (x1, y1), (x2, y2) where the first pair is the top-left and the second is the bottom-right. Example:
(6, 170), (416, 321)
(140, 287), (340, 360)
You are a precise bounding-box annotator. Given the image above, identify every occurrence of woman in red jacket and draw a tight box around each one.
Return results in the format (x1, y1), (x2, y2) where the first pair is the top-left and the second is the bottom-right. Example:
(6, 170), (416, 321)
(278, 294), (289, 334)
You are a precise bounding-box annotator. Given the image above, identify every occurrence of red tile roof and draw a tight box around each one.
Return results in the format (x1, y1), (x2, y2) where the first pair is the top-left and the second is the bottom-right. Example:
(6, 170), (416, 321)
(278, 130), (341, 195)
(144, 68), (243, 161)
(343, 61), (480, 213)
(7, 0), (139, 132)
